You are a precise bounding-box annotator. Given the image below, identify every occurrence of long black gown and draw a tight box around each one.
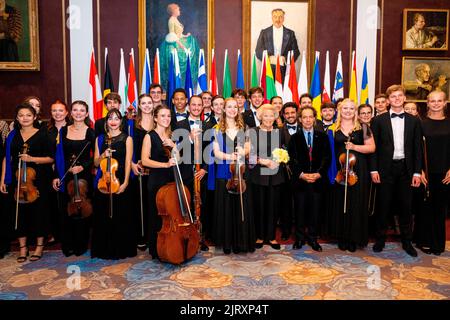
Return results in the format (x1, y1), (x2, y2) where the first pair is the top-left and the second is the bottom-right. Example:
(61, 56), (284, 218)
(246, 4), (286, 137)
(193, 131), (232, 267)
(58, 126), (95, 256)
(415, 117), (450, 254)
(332, 125), (371, 247)
(212, 132), (255, 254)
(91, 132), (136, 259)
(6, 129), (54, 239)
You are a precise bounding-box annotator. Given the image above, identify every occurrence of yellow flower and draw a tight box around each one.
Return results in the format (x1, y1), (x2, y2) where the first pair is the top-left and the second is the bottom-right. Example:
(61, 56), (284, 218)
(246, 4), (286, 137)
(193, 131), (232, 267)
(272, 148), (289, 164)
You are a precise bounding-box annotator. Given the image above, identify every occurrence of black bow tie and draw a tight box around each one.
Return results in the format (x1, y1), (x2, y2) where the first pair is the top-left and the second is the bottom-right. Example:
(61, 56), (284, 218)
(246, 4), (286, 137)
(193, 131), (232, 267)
(287, 125), (297, 130)
(189, 119), (201, 125)
(176, 112), (188, 118)
(391, 113), (405, 119)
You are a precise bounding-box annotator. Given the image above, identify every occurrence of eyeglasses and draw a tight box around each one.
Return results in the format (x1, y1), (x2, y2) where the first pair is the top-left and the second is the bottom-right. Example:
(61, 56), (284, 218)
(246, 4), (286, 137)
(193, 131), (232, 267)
(150, 91), (162, 94)
(359, 112), (372, 116)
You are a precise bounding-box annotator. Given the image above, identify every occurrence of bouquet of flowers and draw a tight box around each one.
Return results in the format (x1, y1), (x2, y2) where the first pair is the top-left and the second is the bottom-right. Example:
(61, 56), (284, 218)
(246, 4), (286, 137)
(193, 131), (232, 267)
(272, 148), (290, 164)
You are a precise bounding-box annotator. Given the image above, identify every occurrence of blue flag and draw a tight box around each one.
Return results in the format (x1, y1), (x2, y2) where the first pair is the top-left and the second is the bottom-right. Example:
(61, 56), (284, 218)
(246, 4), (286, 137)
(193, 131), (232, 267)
(167, 51), (176, 111)
(196, 49), (207, 94)
(185, 54), (194, 100)
(55, 128), (66, 192)
(236, 50), (245, 89)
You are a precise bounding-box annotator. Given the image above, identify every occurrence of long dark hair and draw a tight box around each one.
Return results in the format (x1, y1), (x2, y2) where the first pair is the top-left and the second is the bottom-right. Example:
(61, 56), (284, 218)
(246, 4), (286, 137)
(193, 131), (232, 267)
(14, 103), (37, 130)
(104, 108), (124, 133)
(69, 100), (91, 126)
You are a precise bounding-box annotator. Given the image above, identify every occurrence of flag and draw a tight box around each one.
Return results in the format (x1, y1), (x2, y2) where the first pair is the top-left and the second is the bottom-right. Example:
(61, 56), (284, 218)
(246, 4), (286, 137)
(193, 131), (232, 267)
(349, 50), (358, 103)
(310, 51), (322, 119)
(127, 48), (138, 111)
(275, 55), (283, 97)
(88, 48), (103, 124)
(184, 51), (194, 99)
(196, 48), (207, 94)
(173, 49), (181, 88)
(209, 48), (218, 95)
(118, 48), (127, 116)
(222, 49), (232, 98)
(288, 51), (299, 105)
(140, 48), (152, 94)
(360, 56), (369, 104)
(167, 50), (176, 110)
(298, 50), (308, 96)
(327, 125), (338, 185)
(322, 50), (331, 103)
(332, 51), (344, 103)
(282, 51), (292, 103)
(103, 47), (114, 117)
(263, 50), (277, 102)
(236, 49), (245, 89)
(251, 51), (258, 88)
(153, 48), (161, 85)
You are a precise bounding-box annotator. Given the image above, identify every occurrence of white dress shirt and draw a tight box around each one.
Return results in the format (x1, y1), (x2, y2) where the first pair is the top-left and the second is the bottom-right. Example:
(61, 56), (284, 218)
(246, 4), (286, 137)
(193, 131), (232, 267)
(390, 110), (405, 160)
(273, 26), (284, 58)
(286, 123), (298, 135)
(250, 106), (261, 127)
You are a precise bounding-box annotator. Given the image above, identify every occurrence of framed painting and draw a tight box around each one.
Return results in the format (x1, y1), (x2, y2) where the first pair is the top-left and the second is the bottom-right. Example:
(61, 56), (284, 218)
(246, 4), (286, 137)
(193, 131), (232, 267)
(402, 8), (449, 51)
(138, 0), (214, 92)
(242, 0), (314, 87)
(0, 0), (39, 70)
(402, 56), (450, 102)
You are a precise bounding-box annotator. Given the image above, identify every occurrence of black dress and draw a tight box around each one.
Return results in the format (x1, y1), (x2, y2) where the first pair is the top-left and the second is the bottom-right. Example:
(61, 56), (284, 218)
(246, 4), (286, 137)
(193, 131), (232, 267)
(333, 125), (371, 247)
(415, 117), (450, 254)
(0, 140), (11, 257)
(91, 132), (136, 259)
(248, 128), (286, 242)
(146, 130), (174, 258)
(6, 129), (54, 238)
(58, 126), (95, 256)
(212, 132), (255, 253)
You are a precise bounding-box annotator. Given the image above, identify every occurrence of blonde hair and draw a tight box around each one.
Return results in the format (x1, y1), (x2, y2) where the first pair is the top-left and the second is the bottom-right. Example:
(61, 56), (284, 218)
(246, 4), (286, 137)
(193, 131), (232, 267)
(256, 103), (279, 121)
(218, 98), (245, 133)
(335, 98), (361, 132)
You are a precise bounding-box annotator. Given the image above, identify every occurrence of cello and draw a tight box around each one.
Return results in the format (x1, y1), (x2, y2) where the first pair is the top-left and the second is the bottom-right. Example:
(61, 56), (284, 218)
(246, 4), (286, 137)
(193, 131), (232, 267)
(14, 143), (39, 229)
(67, 155), (93, 218)
(156, 146), (200, 264)
(226, 145), (246, 222)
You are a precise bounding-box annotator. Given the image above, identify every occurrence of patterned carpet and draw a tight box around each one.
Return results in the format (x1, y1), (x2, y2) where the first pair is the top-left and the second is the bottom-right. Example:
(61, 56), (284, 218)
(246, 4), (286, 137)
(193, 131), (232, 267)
(0, 242), (449, 300)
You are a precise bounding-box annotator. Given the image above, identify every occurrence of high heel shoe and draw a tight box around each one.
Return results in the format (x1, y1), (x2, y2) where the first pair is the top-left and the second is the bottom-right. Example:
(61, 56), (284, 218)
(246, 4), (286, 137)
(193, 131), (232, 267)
(17, 245), (29, 263)
(30, 244), (44, 262)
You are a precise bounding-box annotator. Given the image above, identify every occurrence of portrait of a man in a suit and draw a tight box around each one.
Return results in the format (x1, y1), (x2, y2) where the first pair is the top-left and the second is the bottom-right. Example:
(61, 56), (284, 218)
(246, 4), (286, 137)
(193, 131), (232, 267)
(255, 8), (300, 79)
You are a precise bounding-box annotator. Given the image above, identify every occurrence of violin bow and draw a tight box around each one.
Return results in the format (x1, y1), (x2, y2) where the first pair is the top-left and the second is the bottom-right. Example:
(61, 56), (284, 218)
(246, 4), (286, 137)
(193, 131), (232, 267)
(343, 134), (352, 214)
(107, 136), (114, 219)
(236, 146), (245, 222)
(59, 141), (91, 184)
(173, 147), (194, 224)
(15, 152), (23, 230)
(138, 171), (144, 237)
(422, 136), (430, 201)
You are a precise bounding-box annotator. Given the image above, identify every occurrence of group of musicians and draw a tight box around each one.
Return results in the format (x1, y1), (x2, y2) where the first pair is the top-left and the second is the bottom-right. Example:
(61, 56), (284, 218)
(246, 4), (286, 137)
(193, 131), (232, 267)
(0, 83), (448, 263)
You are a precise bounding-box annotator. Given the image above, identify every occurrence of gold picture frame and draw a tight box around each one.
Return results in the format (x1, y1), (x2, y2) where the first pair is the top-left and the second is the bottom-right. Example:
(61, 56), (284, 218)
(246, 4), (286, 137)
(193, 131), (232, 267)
(401, 56), (450, 102)
(0, 0), (40, 71)
(138, 0), (214, 89)
(242, 0), (315, 88)
(402, 8), (449, 51)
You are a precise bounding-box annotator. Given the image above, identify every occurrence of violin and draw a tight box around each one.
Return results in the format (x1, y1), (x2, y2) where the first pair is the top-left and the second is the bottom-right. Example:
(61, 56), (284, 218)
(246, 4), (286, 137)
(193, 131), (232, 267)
(67, 155), (93, 218)
(15, 143), (39, 204)
(335, 136), (358, 187)
(97, 135), (120, 194)
(226, 147), (247, 194)
(156, 145), (200, 264)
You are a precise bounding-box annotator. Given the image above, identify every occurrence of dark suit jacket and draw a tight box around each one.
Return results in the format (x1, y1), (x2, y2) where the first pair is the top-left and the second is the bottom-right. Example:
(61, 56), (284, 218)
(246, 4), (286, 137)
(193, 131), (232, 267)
(288, 129), (331, 192)
(369, 112), (422, 179)
(281, 123), (299, 149)
(255, 25), (300, 62)
(243, 109), (257, 128)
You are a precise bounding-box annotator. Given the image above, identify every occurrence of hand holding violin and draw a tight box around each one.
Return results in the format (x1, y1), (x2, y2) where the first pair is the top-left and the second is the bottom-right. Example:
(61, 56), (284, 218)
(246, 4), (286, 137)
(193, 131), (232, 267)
(131, 162), (143, 176)
(19, 153), (34, 163)
(52, 178), (61, 191)
(70, 165), (84, 175)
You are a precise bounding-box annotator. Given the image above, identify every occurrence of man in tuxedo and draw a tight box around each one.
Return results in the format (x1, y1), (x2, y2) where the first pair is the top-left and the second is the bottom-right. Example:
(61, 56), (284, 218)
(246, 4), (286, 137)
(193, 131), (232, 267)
(204, 95), (224, 130)
(170, 88), (189, 130)
(175, 95), (209, 251)
(243, 87), (264, 128)
(255, 8), (300, 79)
(374, 93), (389, 116)
(370, 84), (422, 257)
(288, 106), (331, 252)
(94, 92), (127, 136)
(149, 84), (164, 107)
(200, 91), (213, 121)
(316, 102), (336, 132)
(279, 102), (299, 240)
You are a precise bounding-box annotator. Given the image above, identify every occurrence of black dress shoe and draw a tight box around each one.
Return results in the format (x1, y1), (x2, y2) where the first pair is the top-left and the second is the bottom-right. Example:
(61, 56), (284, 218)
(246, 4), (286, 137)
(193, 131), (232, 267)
(402, 241), (418, 257)
(292, 241), (304, 250)
(137, 244), (147, 251)
(269, 242), (281, 250)
(347, 242), (356, 253)
(419, 246), (432, 255)
(309, 241), (322, 252)
(223, 248), (231, 254)
(255, 242), (264, 249)
(373, 241), (385, 253)
(281, 232), (290, 241)
(200, 243), (209, 251)
(338, 241), (347, 251)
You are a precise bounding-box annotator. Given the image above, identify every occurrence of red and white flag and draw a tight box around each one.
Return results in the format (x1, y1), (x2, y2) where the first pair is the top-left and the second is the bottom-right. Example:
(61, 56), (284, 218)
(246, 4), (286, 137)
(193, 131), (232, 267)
(88, 48), (103, 124)
(153, 48), (161, 85)
(127, 48), (138, 111)
(209, 48), (218, 95)
(322, 50), (331, 102)
(275, 55), (283, 97)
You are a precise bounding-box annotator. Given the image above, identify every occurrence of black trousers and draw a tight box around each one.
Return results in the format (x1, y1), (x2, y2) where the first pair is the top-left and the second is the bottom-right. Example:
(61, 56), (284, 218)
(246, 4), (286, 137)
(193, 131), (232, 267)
(293, 184), (322, 242)
(376, 160), (413, 242)
(279, 181), (294, 236)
